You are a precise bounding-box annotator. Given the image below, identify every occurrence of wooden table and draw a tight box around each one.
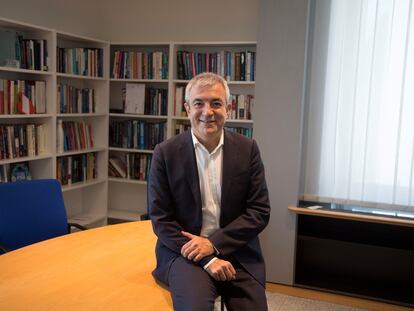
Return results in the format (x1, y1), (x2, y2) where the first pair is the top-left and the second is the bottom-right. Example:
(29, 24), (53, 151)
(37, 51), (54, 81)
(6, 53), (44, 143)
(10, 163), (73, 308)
(0, 220), (173, 310)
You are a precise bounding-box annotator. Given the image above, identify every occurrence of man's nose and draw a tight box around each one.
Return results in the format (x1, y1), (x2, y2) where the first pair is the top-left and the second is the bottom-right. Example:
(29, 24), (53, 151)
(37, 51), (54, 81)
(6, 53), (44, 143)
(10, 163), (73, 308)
(201, 102), (214, 114)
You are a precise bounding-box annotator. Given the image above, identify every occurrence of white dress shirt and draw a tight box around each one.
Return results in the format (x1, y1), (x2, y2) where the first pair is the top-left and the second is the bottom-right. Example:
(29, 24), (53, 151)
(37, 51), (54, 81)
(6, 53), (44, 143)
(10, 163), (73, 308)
(191, 130), (224, 269)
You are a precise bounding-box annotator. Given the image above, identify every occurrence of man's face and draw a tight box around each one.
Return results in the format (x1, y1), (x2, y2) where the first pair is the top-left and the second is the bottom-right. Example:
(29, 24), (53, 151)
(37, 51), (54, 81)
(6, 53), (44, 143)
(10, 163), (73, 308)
(185, 83), (231, 144)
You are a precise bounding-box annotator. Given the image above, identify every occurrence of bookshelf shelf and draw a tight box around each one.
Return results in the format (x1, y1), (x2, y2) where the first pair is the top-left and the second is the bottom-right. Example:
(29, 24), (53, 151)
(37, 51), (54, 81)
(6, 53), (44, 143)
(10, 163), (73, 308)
(0, 114), (53, 119)
(57, 113), (107, 118)
(61, 178), (106, 192)
(0, 67), (53, 75)
(67, 212), (107, 227)
(109, 113), (168, 120)
(56, 147), (106, 157)
(108, 147), (154, 154)
(110, 78), (168, 83)
(57, 72), (107, 81)
(227, 81), (255, 86)
(0, 154), (53, 165)
(108, 177), (147, 185)
(171, 116), (189, 121)
(226, 119), (254, 124)
(107, 209), (146, 222)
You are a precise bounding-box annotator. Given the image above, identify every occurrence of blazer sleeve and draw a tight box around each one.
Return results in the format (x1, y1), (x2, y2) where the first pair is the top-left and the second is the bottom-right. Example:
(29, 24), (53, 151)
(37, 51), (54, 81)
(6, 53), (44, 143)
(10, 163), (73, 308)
(208, 140), (271, 256)
(148, 143), (215, 267)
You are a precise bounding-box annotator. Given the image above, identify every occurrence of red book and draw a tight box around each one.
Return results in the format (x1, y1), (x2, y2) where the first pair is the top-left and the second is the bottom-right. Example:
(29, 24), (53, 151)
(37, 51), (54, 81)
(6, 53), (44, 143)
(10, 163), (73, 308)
(0, 80), (4, 114)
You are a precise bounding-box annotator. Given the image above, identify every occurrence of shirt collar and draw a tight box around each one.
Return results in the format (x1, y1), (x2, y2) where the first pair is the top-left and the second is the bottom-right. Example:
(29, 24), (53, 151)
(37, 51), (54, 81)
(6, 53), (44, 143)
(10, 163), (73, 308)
(191, 130), (224, 154)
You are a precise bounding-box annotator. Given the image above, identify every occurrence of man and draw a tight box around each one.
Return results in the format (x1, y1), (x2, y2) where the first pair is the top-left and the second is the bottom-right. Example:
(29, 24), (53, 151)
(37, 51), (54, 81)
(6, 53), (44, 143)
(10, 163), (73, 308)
(148, 72), (270, 311)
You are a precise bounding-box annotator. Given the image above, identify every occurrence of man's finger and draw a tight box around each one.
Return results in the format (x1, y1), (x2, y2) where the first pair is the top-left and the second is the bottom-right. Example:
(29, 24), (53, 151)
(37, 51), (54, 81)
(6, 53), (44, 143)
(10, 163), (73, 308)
(223, 265), (236, 281)
(228, 263), (236, 276)
(181, 241), (194, 257)
(181, 231), (196, 239)
(187, 249), (200, 260)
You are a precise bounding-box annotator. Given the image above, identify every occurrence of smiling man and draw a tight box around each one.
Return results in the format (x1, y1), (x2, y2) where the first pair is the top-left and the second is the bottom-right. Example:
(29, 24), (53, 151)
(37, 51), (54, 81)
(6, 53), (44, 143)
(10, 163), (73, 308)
(148, 72), (271, 311)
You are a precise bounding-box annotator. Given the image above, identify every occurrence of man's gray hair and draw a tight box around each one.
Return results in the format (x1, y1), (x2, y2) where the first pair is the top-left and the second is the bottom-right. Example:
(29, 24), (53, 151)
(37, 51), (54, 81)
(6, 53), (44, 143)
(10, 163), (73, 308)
(184, 72), (231, 104)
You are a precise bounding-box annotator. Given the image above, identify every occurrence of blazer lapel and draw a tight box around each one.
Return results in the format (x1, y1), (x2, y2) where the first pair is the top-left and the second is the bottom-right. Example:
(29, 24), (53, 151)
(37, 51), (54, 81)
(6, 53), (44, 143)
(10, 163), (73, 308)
(221, 131), (236, 219)
(180, 131), (202, 211)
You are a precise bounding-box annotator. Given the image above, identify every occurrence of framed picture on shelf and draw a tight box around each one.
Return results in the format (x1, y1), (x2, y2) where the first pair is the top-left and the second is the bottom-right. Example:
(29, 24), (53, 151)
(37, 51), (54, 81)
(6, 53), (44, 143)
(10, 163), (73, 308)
(10, 162), (31, 182)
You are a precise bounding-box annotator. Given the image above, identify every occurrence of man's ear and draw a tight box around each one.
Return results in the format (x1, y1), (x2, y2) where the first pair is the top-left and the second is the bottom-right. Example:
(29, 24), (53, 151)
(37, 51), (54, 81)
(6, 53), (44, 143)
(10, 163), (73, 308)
(226, 103), (232, 117)
(184, 102), (190, 115)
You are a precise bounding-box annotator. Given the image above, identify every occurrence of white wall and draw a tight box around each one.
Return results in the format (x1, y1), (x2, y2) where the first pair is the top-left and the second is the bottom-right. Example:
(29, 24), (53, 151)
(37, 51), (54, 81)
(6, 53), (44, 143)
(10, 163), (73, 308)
(0, 0), (106, 40)
(1, 0), (258, 42)
(101, 0), (258, 42)
(255, 0), (309, 284)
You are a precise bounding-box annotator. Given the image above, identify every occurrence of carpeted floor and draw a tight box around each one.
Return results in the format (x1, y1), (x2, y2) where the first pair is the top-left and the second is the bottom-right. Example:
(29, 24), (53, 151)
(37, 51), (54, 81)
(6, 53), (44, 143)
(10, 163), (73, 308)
(214, 292), (369, 311)
(265, 292), (368, 311)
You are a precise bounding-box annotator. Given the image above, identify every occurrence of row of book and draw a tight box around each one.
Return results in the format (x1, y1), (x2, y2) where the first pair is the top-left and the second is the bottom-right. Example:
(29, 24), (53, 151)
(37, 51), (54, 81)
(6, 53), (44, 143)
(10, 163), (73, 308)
(57, 120), (94, 153)
(112, 51), (168, 80)
(0, 28), (48, 71)
(109, 120), (166, 150)
(0, 124), (47, 160)
(229, 94), (254, 120)
(174, 123), (191, 135)
(108, 153), (152, 181)
(174, 86), (253, 120)
(0, 162), (32, 183)
(0, 79), (46, 114)
(57, 83), (96, 114)
(122, 84), (167, 116)
(176, 51), (256, 81)
(225, 126), (253, 138)
(57, 47), (103, 77)
(56, 152), (97, 186)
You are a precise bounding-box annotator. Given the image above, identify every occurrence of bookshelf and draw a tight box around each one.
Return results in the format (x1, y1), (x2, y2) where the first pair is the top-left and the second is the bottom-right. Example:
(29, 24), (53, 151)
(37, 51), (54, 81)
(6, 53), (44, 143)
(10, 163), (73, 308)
(0, 17), (257, 226)
(107, 41), (256, 222)
(108, 43), (169, 221)
(56, 31), (109, 227)
(0, 17), (109, 228)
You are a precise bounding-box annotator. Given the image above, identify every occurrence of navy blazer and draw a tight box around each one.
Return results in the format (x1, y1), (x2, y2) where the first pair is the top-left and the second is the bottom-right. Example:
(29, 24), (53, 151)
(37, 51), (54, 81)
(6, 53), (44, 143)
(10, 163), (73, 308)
(148, 130), (270, 286)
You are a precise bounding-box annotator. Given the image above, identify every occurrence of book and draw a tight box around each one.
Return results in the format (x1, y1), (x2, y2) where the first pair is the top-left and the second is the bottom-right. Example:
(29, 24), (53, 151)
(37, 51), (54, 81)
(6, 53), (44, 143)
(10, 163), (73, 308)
(124, 83), (145, 114)
(0, 28), (19, 67)
(175, 86), (186, 116)
(108, 157), (127, 178)
(0, 164), (9, 182)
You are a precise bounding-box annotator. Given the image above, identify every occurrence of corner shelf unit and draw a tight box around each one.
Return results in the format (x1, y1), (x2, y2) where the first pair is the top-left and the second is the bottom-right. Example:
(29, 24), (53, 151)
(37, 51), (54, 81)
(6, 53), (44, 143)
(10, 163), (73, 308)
(0, 17), (109, 228)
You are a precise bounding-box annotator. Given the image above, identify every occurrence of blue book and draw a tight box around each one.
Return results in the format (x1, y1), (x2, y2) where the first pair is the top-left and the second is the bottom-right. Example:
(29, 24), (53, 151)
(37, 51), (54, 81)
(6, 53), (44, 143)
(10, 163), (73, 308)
(0, 28), (18, 67)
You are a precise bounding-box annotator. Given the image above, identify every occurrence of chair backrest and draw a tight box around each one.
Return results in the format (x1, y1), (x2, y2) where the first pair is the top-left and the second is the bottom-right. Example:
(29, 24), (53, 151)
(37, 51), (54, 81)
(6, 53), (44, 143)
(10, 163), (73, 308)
(0, 179), (68, 252)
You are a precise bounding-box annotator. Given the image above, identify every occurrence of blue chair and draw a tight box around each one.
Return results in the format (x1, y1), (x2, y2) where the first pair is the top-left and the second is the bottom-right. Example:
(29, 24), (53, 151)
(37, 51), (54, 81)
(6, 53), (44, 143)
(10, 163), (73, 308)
(0, 179), (85, 253)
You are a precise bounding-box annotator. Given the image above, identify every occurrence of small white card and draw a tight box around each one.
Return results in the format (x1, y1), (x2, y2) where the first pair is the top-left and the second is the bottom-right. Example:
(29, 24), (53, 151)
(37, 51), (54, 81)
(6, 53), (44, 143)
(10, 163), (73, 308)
(124, 83), (145, 114)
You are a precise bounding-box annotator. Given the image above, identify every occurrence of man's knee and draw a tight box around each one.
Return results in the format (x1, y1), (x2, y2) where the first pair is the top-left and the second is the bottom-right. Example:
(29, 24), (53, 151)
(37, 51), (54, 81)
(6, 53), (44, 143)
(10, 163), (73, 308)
(168, 257), (218, 311)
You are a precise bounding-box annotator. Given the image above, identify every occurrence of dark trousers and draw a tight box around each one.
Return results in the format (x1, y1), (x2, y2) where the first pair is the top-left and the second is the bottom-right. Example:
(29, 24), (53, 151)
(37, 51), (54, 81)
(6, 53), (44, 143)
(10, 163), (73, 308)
(168, 256), (268, 311)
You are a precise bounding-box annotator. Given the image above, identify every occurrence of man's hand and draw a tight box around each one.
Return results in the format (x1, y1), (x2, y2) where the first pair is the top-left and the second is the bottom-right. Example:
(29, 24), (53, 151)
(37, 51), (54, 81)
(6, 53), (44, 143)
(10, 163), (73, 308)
(181, 231), (215, 262)
(205, 259), (236, 281)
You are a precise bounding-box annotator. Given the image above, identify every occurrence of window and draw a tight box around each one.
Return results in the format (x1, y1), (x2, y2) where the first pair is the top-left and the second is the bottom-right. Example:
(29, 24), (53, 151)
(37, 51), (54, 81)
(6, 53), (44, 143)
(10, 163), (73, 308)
(301, 0), (414, 213)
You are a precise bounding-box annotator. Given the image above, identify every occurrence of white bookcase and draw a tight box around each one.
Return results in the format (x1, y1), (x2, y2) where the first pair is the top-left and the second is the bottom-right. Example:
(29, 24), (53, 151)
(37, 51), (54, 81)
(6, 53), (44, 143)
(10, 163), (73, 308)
(108, 43), (170, 222)
(56, 31), (109, 227)
(107, 42), (256, 222)
(0, 17), (109, 228)
(0, 17), (256, 225)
